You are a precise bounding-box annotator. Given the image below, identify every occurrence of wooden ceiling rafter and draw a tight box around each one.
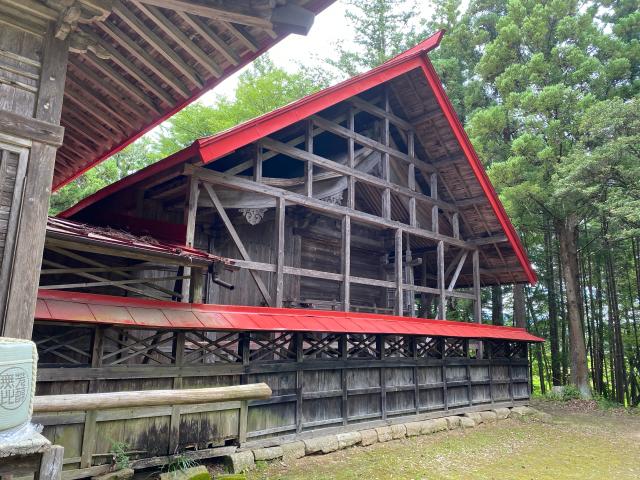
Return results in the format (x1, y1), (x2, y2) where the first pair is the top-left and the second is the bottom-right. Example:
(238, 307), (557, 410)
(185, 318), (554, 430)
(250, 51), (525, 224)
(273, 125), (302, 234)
(133, 2), (225, 78)
(97, 18), (193, 99)
(67, 60), (150, 121)
(79, 52), (160, 114)
(175, 11), (241, 66)
(61, 104), (120, 145)
(113, 0), (204, 89)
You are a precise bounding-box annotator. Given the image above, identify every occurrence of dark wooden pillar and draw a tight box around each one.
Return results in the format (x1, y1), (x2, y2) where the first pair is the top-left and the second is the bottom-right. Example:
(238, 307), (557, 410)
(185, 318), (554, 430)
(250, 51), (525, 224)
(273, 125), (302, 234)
(0, 25), (68, 338)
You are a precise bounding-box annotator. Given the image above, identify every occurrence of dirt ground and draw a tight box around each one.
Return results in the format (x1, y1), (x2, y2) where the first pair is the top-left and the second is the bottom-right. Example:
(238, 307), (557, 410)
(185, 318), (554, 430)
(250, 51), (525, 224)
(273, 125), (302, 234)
(245, 400), (640, 480)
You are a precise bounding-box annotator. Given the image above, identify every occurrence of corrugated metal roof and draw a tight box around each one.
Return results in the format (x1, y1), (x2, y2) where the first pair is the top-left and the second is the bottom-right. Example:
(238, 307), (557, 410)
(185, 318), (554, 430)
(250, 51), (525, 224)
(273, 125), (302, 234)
(36, 290), (544, 342)
(47, 216), (232, 267)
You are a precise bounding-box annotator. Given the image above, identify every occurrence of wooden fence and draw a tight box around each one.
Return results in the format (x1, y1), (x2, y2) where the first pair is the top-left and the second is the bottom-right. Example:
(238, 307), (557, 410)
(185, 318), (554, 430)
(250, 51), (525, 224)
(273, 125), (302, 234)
(32, 321), (530, 478)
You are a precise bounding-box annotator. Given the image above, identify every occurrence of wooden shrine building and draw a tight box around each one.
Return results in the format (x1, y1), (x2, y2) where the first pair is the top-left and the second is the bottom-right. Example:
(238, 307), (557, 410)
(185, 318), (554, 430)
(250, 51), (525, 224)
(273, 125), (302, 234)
(27, 32), (542, 476)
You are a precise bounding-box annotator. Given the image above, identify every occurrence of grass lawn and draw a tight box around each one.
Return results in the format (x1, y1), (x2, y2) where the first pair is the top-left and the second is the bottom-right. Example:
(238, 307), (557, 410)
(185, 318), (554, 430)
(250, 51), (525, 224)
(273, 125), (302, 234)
(246, 401), (640, 480)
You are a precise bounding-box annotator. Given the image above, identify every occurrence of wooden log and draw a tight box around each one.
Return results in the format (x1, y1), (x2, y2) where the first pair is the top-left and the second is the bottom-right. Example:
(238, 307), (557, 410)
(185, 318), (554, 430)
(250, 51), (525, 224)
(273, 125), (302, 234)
(33, 384), (272, 413)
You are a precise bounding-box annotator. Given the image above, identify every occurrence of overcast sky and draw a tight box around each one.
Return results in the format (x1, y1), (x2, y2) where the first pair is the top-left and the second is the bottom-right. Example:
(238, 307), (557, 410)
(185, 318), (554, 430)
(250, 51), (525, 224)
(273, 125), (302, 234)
(200, 1), (351, 104)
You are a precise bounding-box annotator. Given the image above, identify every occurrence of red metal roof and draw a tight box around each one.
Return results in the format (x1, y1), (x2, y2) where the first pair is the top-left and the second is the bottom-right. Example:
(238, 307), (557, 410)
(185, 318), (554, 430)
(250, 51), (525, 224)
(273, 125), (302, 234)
(47, 216), (232, 266)
(35, 290), (543, 342)
(59, 30), (536, 285)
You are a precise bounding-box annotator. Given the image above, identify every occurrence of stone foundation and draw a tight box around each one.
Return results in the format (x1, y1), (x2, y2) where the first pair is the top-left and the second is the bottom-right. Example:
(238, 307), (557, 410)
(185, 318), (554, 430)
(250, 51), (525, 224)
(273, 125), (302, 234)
(224, 406), (547, 473)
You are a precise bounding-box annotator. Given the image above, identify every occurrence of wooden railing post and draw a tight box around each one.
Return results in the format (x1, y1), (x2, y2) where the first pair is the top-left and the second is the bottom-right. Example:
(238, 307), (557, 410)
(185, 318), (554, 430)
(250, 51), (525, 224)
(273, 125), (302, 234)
(80, 326), (103, 468)
(168, 331), (185, 455)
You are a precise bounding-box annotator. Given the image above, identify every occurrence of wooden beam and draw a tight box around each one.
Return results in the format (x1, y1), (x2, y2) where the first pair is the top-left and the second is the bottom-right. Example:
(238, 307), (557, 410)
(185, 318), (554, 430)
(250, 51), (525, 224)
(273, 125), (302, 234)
(311, 114), (438, 176)
(349, 95), (413, 131)
(455, 194), (488, 208)
(253, 142), (263, 183)
(381, 91), (391, 220)
(275, 196), (285, 307)
(33, 384), (272, 413)
(261, 137), (455, 213)
(447, 251), (468, 292)
(101, 15), (196, 96)
(437, 240), (446, 319)
(182, 178), (200, 301)
(114, 0), (203, 87)
(468, 234), (508, 246)
(473, 249), (481, 323)
(186, 164), (474, 250)
(176, 11), (240, 66)
(218, 20), (259, 52)
(342, 215), (351, 311)
(395, 229), (403, 316)
(202, 183), (273, 306)
(80, 52), (160, 114)
(135, 2), (223, 77)
(408, 130), (417, 227)
(347, 107), (356, 209)
(304, 119), (313, 197)
(80, 27), (175, 106)
(134, 0), (273, 29)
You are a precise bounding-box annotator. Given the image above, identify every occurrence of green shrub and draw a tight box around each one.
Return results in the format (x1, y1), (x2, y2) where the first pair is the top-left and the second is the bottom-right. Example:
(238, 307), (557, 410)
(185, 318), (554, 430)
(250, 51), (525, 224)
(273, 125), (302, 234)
(110, 441), (131, 470)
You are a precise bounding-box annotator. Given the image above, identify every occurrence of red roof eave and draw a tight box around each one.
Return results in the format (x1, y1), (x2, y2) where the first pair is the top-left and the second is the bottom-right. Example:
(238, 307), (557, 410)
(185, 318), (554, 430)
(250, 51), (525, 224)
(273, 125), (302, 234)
(35, 290), (544, 342)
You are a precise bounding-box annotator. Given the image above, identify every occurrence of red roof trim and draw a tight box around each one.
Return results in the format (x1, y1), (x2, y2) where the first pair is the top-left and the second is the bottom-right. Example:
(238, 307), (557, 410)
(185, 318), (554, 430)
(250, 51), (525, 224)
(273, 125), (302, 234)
(53, 0), (336, 191)
(35, 290), (543, 342)
(419, 59), (537, 284)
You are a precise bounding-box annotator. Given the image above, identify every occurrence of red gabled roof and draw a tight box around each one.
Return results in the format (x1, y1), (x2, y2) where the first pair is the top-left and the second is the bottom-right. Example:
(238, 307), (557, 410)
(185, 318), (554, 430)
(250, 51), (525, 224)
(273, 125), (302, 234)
(35, 289), (543, 342)
(60, 30), (536, 285)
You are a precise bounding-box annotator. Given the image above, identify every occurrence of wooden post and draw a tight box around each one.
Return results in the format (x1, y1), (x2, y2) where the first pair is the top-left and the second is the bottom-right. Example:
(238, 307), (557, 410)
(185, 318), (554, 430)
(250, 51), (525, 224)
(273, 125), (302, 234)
(305, 119), (313, 197)
(1, 25), (68, 339)
(181, 178), (199, 302)
(340, 334), (348, 425)
(295, 332), (303, 433)
(38, 445), (64, 480)
(437, 240), (446, 319)
(378, 334), (387, 420)
(275, 196), (285, 307)
(347, 107), (355, 209)
(190, 267), (205, 303)
(473, 249), (481, 323)
(381, 91), (391, 220)
(342, 215), (351, 311)
(80, 325), (104, 468)
(169, 331), (185, 454)
(430, 173), (438, 234)
(395, 229), (403, 316)
(408, 130), (417, 227)
(452, 213), (460, 239)
(253, 142), (263, 183)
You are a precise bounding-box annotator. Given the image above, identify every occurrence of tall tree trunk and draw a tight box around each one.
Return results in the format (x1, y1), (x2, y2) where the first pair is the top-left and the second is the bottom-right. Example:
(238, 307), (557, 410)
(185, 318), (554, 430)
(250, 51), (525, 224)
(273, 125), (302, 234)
(491, 285), (503, 325)
(555, 215), (591, 397)
(513, 283), (526, 329)
(544, 221), (562, 385)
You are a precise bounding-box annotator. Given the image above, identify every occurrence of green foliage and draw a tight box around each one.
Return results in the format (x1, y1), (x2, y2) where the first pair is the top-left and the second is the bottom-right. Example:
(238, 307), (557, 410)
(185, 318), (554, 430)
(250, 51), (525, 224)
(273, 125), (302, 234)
(163, 454), (199, 476)
(544, 385), (583, 402)
(327, 0), (420, 76)
(156, 55), (330, 158)
(110, 441), (131, 470)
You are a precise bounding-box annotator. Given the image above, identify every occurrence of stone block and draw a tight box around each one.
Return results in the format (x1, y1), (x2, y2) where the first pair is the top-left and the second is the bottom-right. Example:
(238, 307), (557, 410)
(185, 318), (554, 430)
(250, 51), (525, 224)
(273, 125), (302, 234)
(479, 411), (498, 423)
(304, 435), (339, 455)
(445, 416), (462, 429)
(529, 408), (552, 423)
(404, 421), (423, 437)
(92, 469), (134, 480)
(420, 420), (437, 434)
(492, 407), (511, 420)
(360, 429), (379, 446)
(511, 406), (535, 418)
(159, 465), (211, 480)
(464, 412), (483, 424)
(390, 424), (406, 439)
(252, 446), (283, 461)
(460, 416), (476, 428)
(225, 451), (255, 474)
(376, 426), (393, 442)
(281, 441), (306, 460)
(337, 431), (362, 449)
(432, 418), (448, 432)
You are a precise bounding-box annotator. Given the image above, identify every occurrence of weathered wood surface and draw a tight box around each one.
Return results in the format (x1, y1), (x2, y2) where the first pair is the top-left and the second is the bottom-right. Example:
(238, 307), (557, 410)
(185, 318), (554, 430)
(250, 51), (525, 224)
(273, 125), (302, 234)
(34, 384), (272, 413)
(33, 322), (530, 475)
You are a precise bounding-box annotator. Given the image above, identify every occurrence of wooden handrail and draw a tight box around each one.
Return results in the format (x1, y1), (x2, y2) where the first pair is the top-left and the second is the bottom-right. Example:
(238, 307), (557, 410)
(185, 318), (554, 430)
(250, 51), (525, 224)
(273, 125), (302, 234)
(33, 383), (271, 413)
